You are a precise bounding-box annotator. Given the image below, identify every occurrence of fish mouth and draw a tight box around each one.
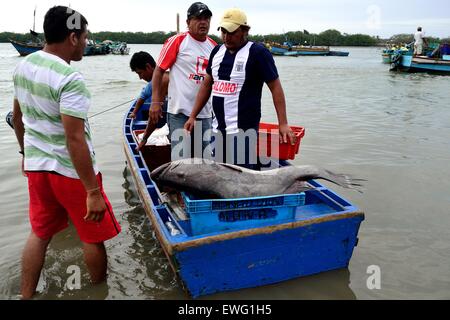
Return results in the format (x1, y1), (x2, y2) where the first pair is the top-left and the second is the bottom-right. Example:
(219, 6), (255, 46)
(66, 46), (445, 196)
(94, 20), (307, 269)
(150, 162), (171, 181)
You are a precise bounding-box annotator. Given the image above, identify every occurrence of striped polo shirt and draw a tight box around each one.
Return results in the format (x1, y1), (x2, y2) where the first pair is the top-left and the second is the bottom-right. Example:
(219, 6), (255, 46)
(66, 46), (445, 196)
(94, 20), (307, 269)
(13, 50), (97, 179)
(207, 41), (279, 134)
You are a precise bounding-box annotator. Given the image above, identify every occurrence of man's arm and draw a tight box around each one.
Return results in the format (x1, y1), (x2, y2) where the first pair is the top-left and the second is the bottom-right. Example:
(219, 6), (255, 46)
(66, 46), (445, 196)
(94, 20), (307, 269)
(149, 67), (166, 125)
(12, 99), (26, 176)
(136, 121), (156, 152)
(13, 99), (24, 152)
(266, 78), (296, 145)
(130, 98), (145, 119)
(184, 74), (213, 132)
(136, 71), (171, 152)
(61, 115), (106, 222)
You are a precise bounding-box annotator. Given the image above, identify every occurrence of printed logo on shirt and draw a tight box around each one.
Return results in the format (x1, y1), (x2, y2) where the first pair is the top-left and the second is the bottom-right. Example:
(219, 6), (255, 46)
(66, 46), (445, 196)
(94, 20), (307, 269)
(235, 61), (245, 72)
(189, 73), (206, 83)
(188, 56), (209, 84)
(196, 56), (209, 75)
(212, 80), (239, 96)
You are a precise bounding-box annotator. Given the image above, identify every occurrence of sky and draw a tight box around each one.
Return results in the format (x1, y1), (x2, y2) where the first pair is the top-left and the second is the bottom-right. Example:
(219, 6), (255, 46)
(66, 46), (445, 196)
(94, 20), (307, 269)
(1, 0), (449, 38)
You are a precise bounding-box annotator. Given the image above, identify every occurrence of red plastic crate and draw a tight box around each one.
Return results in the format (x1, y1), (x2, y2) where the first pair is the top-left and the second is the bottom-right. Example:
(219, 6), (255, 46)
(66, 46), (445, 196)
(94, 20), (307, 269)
(257, 123), (306, 160)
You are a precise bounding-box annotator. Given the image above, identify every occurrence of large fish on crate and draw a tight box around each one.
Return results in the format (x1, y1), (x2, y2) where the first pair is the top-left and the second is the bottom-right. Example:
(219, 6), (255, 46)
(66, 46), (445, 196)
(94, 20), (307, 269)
(151, 158), (364, 199)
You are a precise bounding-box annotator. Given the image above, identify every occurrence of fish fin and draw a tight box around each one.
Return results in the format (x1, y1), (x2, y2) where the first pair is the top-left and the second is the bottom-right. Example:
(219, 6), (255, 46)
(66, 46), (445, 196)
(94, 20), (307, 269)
(316, 169), (366, 193)
(284, 181), (313, 194)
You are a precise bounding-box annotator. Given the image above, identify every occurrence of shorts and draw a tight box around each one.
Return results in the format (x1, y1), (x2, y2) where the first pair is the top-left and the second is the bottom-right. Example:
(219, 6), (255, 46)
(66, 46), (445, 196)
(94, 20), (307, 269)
(414, 43), (423, 55)
(27, 171), (121, 244)
(167, 113), (212, 159)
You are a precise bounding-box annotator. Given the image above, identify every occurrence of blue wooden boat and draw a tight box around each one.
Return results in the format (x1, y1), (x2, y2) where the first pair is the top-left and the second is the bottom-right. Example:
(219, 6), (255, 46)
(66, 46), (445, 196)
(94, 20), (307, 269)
(122, 103), (365, 298)
(264, 42), (290, 55)
(381, 44), (411, 64)
(290, 45), (330, 56)
(9, 39), (43, 56)
(391, 51), (450, 75)
(328, 51), (349, 57)
(265, 42), (330, 57)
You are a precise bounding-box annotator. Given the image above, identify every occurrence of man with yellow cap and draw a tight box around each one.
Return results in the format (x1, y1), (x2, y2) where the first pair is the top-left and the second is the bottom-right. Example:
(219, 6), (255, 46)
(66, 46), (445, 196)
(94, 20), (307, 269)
(185, 8), (296, 168)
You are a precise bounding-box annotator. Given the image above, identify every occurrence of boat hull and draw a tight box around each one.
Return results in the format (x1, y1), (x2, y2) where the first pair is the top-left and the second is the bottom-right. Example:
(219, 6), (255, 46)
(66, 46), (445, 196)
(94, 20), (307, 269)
(174, 213), (363, 297)
(123, 105), (364, 298)
(9, 40), (43, 56)
(382, 53), (392, 64)
(292, 50), (329, 56)
(397, 55), (450, 74)
(328, 51), (350, 57)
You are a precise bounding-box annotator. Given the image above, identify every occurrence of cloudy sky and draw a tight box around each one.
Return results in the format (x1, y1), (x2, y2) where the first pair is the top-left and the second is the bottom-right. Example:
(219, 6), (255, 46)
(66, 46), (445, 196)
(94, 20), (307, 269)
(1, 0), (449, 38)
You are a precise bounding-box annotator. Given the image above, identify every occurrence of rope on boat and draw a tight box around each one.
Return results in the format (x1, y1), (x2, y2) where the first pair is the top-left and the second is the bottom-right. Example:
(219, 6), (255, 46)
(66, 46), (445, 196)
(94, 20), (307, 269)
(89, 98), (135, 119)
(5, 98), (135, 129)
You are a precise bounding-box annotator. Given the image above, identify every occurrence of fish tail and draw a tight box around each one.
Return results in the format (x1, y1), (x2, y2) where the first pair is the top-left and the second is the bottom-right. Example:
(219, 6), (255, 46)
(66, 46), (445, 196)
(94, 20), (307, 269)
(316, 169), (366, 192)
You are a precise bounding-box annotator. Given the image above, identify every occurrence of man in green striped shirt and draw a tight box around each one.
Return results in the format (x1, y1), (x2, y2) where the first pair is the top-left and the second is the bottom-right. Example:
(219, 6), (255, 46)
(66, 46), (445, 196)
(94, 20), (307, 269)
(12, 6), (121, 299)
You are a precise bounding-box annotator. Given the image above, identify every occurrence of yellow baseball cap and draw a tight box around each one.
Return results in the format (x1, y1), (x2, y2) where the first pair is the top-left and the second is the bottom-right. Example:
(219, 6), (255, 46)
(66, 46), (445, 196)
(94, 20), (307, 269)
(218, 8), (250, 33)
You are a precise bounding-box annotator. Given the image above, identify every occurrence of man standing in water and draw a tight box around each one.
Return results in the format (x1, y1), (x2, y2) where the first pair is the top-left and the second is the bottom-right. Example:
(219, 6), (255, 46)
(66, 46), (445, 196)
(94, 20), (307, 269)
(12, 6), (121, 299)
(148, 2), (217, 159)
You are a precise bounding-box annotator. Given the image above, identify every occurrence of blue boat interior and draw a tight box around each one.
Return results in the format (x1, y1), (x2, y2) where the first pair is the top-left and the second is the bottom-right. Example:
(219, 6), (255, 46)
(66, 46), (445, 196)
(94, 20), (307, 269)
(123, 102), (365, 297)
(125, 118), (358, 244)
(124, 107), (361, 243)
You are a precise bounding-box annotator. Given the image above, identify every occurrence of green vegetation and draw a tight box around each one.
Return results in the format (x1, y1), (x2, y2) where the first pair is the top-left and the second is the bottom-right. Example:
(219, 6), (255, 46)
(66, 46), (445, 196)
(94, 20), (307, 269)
(0, 32), (40, 43)
(1, 29), (448, 46)
(250, 29), (379, 46)
(387, 33), (442, 45)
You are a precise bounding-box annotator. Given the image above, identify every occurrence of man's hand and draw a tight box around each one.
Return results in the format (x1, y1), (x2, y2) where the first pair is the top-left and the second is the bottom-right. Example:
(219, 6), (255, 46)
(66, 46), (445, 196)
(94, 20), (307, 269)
(84, 190), (107, 223)
(279, 124), (297, 145)
(184, 117), (196, 133)
(129, 111), (137, 119)
(21, 156), (26, 178)
(136, 138), (147, 152)
(149, 104), (163, 125)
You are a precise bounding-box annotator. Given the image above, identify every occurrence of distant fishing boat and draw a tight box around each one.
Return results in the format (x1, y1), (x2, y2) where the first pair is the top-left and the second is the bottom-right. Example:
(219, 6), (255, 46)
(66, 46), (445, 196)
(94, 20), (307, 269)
(107, 41), (130, 55)
(9, 39), (43, 56)
(328, 50), (350, 57)
(381, 44), (409, 64)
(265, 41), (336, 57)
(10, 8), (44, 56)
(290, 44), (330, 56)
(83, 40), (130, 56)
(264, 41), (290, 55)
(390, 43), (450, 75)
(394, 55), (450, 74)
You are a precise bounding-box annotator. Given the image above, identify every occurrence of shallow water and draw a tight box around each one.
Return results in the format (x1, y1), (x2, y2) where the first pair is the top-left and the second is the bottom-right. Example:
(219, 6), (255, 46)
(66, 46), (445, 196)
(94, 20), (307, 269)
(1, 44), (449, 300)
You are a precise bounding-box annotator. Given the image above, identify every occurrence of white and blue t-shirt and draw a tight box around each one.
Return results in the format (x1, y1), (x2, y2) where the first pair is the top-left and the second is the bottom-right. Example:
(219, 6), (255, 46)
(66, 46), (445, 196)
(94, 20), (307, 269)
(207, 41), (279, 134)
(139, 81), (152, 102)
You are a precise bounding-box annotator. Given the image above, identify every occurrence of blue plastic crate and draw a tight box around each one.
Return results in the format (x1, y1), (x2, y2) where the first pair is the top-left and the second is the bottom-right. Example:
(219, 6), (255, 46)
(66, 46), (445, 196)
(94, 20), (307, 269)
(190, 206), (300, 235)
(182, 192), (306, 235)
(182, 192), (306, 214)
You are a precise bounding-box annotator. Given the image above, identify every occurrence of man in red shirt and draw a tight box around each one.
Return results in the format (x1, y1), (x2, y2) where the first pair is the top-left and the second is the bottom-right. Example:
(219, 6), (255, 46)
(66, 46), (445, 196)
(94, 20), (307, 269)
(148, 2), (217, 159)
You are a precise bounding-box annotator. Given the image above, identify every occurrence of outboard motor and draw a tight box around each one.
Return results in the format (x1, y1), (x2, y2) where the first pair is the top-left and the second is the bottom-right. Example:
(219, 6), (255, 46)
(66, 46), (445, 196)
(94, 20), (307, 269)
(5, 111), (14, 129)
(390, 52), (402, 71)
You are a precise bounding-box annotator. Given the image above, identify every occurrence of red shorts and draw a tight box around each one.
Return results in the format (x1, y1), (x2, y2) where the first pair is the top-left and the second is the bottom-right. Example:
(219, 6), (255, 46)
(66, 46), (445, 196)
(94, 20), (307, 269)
(27, 172), (121, 243)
